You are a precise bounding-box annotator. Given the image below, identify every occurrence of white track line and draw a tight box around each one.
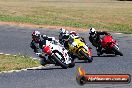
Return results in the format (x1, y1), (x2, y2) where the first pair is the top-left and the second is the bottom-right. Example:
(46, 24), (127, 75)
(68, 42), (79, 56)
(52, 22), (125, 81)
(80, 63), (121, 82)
(0, 52), (54, 74)
(0, 64), (54, 74)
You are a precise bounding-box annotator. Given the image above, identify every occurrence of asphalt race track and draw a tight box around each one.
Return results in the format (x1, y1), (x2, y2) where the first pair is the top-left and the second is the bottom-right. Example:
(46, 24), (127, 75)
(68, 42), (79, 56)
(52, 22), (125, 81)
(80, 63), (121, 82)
(0, 25), (132, 88)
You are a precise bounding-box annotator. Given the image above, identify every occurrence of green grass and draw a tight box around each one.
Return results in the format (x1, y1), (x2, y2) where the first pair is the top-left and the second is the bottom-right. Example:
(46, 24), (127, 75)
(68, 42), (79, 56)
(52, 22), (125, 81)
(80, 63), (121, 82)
(0, 54), (40, 72)
(0, 0), (132, 33)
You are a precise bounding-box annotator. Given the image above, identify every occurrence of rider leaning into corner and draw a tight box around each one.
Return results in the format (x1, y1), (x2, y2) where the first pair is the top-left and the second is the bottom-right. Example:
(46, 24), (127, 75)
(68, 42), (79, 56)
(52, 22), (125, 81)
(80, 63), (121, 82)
(30, 30), (56, 66)
(59, 28), (89, 60)
(59, 28), (87, 46)
(59, 28), (69, 45)
(88, 27), (111, 55)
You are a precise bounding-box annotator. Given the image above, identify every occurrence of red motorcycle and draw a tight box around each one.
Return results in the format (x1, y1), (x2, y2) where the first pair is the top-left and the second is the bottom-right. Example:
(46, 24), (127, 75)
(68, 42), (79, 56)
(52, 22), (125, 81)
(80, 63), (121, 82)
(99, 35), (123, 56)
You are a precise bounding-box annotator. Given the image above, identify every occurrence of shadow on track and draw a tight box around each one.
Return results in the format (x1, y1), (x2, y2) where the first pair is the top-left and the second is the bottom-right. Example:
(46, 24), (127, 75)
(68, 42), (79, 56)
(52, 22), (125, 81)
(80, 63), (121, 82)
(74, 55), (116, 63)
(27, 66), (65, 71)
(93, 55), (116, 57)
(75, 60), (88, 63)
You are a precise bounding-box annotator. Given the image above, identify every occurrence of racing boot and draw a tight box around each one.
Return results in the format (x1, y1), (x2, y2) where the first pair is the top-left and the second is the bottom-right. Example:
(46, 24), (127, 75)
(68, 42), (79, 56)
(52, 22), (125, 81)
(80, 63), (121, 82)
(39, 54), (52, 66)
(96, 47), (103, 56)
(40, 58), (47, 66)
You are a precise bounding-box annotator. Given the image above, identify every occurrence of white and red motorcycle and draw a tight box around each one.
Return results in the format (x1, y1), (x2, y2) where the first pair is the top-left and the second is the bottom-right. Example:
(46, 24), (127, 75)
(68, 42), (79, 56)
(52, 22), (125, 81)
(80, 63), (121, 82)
(42, 38), (75, 69)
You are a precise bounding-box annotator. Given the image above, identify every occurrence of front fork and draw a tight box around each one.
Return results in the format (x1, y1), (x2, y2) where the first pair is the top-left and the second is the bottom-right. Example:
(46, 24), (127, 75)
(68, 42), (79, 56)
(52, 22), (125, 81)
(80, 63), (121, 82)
(83, 45), (92, 57)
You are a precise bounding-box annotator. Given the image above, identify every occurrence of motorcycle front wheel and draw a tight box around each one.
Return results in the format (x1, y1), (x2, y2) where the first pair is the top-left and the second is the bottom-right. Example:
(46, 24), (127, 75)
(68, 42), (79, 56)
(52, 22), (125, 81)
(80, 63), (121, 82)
(79, 50), (93, 63)
(52, 52), (68, 69)
(112, 45), (123, 56)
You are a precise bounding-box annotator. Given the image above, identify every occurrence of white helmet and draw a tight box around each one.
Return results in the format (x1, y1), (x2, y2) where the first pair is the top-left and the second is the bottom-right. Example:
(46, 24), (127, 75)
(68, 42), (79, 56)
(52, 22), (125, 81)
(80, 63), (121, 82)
(32, 30), (40, 37)
(59, 28), (69, 34)
(59, 28), (65, 33)
(32, 30), (41, 42)
(89, 28), (96, 35)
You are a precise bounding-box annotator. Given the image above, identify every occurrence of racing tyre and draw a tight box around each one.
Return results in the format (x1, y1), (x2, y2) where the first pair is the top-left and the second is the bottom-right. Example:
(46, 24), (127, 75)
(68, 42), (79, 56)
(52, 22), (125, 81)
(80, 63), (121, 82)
(97, 54), (101, 56)
(112, 45), (123, 56)
(68, 61), (75, 68)
(52, 53), (68, 69)
(79, 50), (93, 63)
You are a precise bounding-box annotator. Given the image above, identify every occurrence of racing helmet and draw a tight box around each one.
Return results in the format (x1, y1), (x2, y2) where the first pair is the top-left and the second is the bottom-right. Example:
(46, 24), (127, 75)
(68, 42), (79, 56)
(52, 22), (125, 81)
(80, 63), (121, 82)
(32, 30), (41, 42)
(70, 31), (77, 36)
(59, 28), (69, 34)
(89, 28), (96, 35)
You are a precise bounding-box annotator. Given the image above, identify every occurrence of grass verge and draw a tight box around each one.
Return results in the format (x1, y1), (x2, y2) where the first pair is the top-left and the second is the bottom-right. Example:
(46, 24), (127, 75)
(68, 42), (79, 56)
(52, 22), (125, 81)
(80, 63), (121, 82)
(0, 0), (131, 33)
(0, 54), (40, 72)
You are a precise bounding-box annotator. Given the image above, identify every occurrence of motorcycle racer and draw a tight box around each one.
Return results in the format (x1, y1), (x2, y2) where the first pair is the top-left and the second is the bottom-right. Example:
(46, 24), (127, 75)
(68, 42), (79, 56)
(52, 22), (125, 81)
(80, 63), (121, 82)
(88, 28), (110, 55)
(30, 30), (56, 66)
(59, 28), (87, 45)
(59, 28), (69, 45)
(60, 33), (93, 62)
